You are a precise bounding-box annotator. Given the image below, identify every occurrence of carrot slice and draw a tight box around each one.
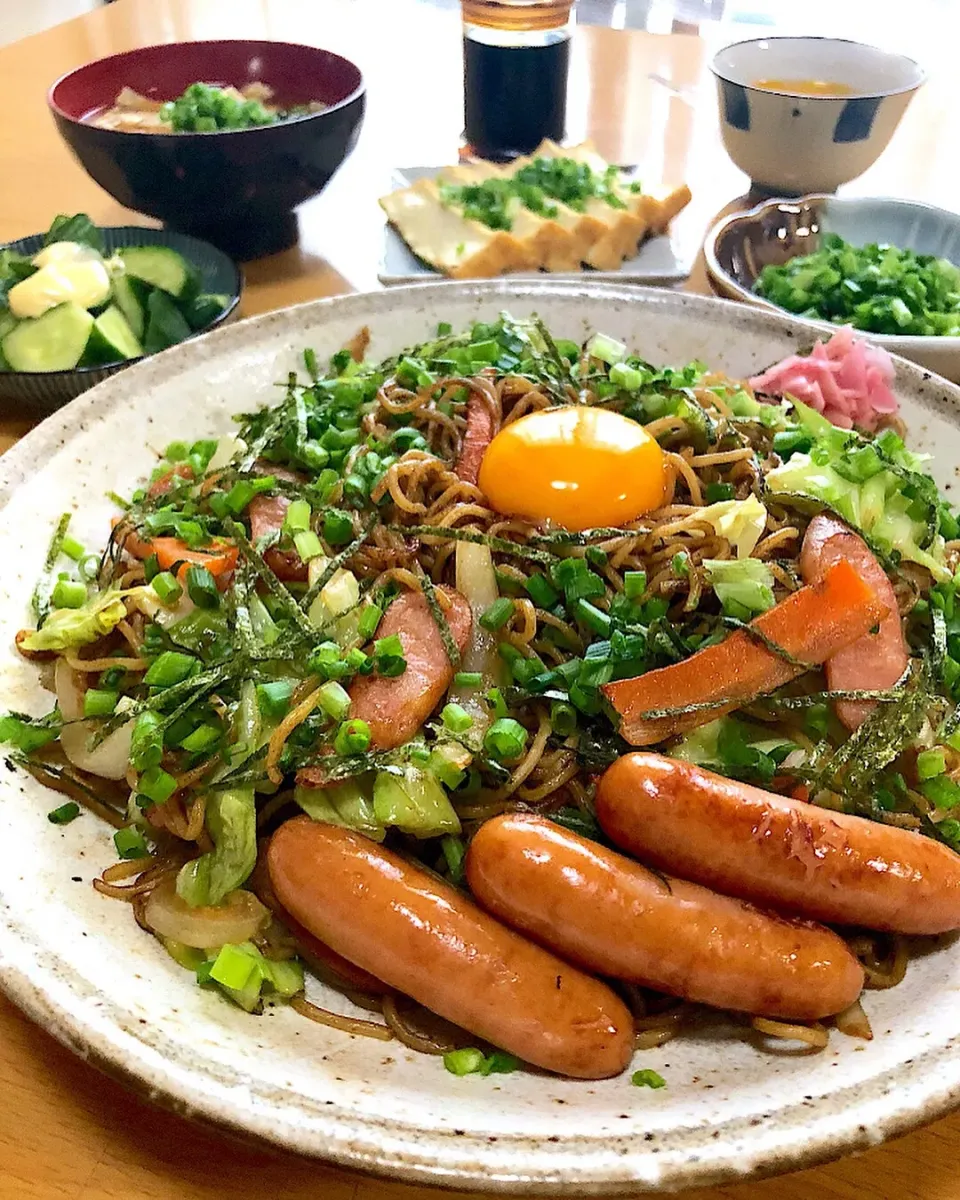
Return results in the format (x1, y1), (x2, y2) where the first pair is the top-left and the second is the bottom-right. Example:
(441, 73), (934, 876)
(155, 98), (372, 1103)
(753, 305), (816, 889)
(602, 558), (890, 746)
(117, 523), (238, 583)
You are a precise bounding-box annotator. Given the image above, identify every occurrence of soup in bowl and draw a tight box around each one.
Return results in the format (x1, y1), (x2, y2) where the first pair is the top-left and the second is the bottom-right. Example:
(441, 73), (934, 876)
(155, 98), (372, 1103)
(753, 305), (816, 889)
(711, 37), (924, 195)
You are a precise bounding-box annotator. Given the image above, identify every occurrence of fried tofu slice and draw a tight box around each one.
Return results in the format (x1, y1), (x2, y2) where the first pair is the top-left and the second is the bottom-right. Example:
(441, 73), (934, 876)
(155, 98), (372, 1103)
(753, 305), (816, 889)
(379, 179), (537, 278)
(437, 163), (587, 272)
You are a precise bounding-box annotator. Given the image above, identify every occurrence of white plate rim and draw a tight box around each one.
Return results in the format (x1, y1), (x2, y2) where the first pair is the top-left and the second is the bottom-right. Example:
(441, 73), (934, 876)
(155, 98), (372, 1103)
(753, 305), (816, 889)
(2, 280), (960, 1194)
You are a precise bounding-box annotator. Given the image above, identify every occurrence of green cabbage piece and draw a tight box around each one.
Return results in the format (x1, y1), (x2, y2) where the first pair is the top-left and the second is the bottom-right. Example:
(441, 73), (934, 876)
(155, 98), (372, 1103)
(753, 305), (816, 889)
(702, 558), (776, 619)
(373, 765), (461, 837)
(671, 716), (797, 785)
(765, 401), (949, 580)
(176, 786), (256, 907)
(19, 586), (156, 652)
(295, 776), (386, 841)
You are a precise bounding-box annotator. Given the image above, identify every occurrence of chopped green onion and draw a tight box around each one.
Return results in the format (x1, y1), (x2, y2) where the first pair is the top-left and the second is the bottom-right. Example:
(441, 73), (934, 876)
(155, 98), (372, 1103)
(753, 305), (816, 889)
(442, 703), (473, 733)
(163, 440), (189, 462)
(480, 597), (514, 631)
(256, 679), (294, 718)
(441, 833), (465, 883)
(358, 604), (382, 640)
(334, 718), (372, 755)
(317, 680), (351, 720)
(705, 482), (735, 503)
(179, 723), (222, 754)
(550, 700), (578, 737)
(152, 571), (183, 605)
(114, 826), (149, 860)
(572, 599), (612, 637)
(61, 534), (85, 561)
(51, 579), (86, 609)
(623, 570), (646, 599)
(283, 499), (311, 534)
(131, 711), (164, 771)
(138, 766), (178, 805)
(525, 573), (559, 609)
(631, 1069), (666, 1089)
(478, 1051), (520, 1076)
(323, 509), (354, 546)
(293, 530), (324, 562)
(486, 687), (508, 719)
(209, 943), (257, 991)
(186, 565), (220, 609)
(484, 717), (528, 762)
(453, 671), (482, 687)
(917, 749), (947, 781)
(345, 647), (370, 672)
(672, 552), (689, 577)
(143, 553), (160, 582)
(921, 775), (960, 809)
(78, 553), (101, 583)
(47, 801), (80, 825)
(374, 633), (407, 677)
(609, 361), (643, 391)
(585, 331), (626, 365)
(83, 688), (118, 718)
(443, 1048), (486, 1076)
(144, 651), (198, 689)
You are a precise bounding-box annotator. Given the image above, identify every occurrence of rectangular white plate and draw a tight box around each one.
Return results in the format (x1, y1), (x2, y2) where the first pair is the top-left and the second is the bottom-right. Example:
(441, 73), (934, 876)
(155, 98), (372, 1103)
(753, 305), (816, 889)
(378, 166), (693, 287)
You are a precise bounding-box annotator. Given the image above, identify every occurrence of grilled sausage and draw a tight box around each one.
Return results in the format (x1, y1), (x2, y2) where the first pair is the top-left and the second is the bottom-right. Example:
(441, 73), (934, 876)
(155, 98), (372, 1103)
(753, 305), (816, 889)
(268, 818), (634, 1078)
(466, 814), (864, 1020)
(455, 391), (497, 485)
(800, 514), (908, 730)
(348, 586), (472, 750)
(596, 754), (960, 935)
(248, 494), (308, 582)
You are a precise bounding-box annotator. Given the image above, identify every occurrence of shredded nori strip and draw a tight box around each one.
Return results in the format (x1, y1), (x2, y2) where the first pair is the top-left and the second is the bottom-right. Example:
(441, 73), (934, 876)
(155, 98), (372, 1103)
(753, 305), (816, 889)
(389, 524), (556, 566)
(720, 616), (816, 671)
(416, 566), (461, 669)
(224, 518), (317, 639)
(32, 513), (71, 625)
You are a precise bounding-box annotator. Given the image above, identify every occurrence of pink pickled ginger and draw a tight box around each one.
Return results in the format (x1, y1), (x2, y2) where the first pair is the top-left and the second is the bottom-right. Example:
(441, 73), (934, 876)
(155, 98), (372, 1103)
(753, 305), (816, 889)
(749, 326), (898, 432)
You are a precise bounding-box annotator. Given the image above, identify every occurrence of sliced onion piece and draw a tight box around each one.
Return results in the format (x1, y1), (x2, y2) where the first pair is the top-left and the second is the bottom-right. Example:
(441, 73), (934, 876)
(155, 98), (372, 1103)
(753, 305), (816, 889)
(55, 657), (133, 780)
(144, 875), (269, 949)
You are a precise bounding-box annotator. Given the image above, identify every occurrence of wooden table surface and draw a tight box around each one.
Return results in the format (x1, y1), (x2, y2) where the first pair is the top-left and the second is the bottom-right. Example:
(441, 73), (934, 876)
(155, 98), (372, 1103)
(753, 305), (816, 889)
(3, 2), (960, 1196)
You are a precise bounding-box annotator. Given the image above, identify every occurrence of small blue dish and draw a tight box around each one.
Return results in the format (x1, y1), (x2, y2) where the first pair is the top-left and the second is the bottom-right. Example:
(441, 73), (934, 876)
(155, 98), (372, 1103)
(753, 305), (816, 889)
(0, 226), (241, 414)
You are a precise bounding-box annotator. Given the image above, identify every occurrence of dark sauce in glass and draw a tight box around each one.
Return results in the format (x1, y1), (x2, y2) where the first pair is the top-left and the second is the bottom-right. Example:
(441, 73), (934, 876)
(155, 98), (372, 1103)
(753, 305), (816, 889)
(463, 33), (570, 161)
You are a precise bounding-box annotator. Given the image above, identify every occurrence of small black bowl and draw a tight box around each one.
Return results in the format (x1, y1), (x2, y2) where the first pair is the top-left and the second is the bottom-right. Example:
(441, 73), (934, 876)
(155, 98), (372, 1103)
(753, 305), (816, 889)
(0, 226), (241, 415)
(48, 40), (365, 260)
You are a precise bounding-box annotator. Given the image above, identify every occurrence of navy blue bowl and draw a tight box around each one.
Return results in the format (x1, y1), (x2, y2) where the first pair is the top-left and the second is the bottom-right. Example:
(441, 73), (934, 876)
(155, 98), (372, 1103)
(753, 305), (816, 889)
(0, 226), (242, 415)
(48, 40), (366, 260)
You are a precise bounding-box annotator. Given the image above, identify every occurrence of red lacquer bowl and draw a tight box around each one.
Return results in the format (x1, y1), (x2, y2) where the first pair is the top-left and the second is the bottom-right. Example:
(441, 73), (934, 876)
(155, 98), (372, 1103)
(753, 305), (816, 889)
(49, 40), (365, 259)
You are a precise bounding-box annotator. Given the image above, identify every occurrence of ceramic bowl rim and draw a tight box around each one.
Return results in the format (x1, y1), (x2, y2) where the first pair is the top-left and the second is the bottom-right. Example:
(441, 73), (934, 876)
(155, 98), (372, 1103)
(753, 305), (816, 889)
(0, 226), (242, 381)
(704, 192), (960, 349)
(46, 38), (366, 137)
(710, 36), (926, 100)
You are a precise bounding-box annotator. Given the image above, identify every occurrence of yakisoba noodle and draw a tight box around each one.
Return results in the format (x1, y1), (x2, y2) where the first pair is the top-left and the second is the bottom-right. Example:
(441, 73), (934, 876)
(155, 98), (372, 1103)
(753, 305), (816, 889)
(8, 314), (960, 1071)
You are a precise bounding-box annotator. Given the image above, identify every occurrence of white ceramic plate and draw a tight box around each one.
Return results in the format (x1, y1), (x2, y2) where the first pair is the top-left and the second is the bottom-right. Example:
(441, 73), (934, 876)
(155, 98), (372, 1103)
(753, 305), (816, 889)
(3, 281), (960, 1195)
(378, 168), (692, 286)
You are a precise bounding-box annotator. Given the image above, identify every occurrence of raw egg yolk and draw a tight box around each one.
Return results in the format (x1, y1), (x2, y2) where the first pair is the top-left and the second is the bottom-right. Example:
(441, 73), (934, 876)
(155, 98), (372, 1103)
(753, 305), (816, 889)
(477, 407), (667, 531)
